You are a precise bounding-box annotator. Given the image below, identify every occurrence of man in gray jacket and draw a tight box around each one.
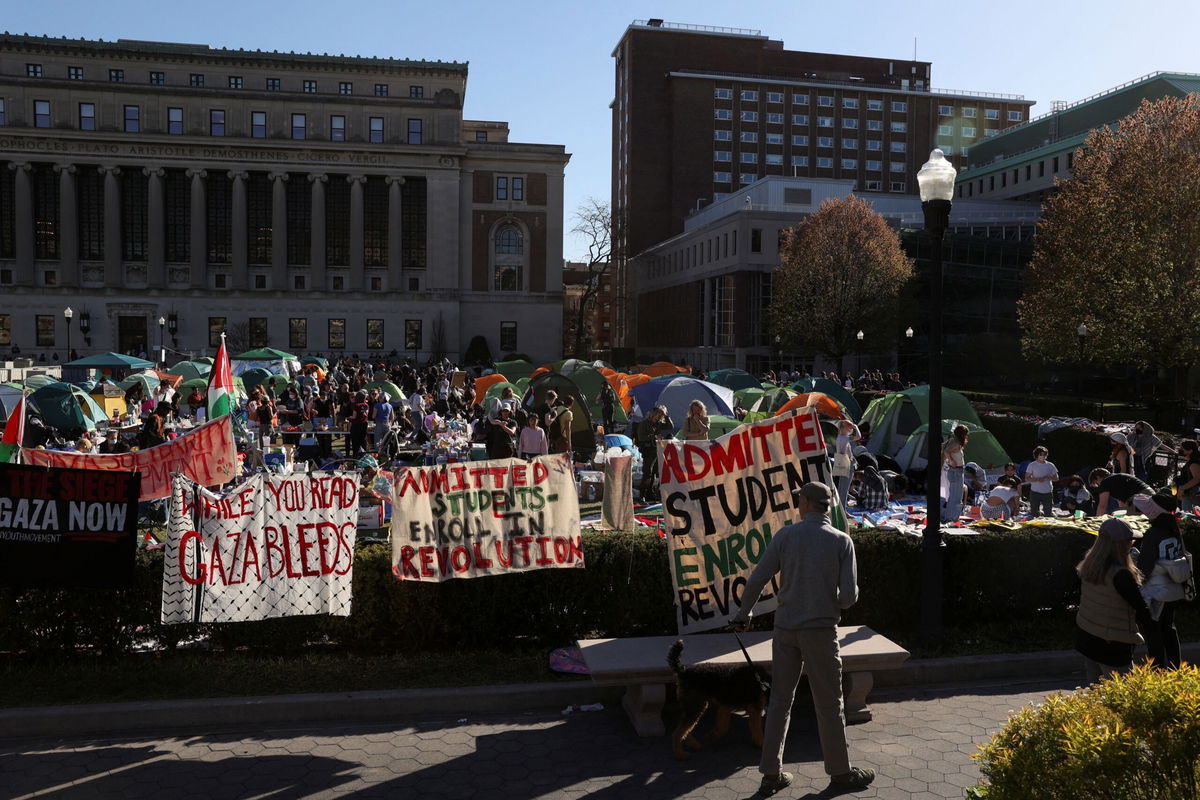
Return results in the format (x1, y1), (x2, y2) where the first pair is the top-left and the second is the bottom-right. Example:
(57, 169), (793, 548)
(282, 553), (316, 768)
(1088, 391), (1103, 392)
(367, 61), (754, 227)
(731, 482), (875, 795)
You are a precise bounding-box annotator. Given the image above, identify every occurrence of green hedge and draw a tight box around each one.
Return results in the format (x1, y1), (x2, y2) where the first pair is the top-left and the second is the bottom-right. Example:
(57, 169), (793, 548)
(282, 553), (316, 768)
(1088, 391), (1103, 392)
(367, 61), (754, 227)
(2, 525), (1198, 658)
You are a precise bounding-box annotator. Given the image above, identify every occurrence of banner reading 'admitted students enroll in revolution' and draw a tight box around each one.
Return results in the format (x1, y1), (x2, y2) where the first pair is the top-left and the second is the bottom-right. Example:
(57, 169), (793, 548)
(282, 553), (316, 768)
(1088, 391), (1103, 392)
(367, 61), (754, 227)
(161, 472), (359, 624)
(662, 408), (833, 634)
(390, 454), (583, 582)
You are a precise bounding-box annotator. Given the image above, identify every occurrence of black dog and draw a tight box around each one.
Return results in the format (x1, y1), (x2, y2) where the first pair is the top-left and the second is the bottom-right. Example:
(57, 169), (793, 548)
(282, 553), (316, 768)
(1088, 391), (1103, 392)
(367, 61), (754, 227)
(667, 638), (769, 760)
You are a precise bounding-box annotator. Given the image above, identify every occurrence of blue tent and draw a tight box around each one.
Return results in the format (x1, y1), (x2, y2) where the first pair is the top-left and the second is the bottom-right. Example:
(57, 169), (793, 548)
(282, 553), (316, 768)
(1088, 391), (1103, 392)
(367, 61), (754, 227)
(629, 376), (736, 434)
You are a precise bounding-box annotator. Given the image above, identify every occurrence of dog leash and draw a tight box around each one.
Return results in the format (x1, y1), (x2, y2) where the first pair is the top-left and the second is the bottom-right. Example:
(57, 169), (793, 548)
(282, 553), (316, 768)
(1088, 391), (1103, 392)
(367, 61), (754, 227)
(732, 631), (771, 695)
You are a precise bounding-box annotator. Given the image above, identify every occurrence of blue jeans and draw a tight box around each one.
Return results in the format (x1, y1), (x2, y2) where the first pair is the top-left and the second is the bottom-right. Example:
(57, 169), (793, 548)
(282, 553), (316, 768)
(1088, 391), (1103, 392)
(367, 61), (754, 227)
(942, 467), (965, 522)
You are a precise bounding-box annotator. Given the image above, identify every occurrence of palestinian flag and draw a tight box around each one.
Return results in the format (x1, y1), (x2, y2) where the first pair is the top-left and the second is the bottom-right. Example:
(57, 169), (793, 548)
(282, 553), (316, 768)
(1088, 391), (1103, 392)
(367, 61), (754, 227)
(0, 393), (26, 463)
(207, 334), (235, 419)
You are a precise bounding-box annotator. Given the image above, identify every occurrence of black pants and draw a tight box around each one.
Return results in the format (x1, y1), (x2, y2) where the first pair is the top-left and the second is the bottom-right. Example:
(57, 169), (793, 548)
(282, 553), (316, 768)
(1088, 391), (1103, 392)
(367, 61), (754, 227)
(1144, 601), (1182, 670)
(639, 446), (658, 497)
(349, 422), (368, 458)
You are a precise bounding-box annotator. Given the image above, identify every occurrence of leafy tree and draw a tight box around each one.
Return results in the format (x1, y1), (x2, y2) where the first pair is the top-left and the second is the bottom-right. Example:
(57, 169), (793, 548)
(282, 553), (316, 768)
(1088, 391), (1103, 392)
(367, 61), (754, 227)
(1019, 95), (1200, 370)
(568, 198), (618, 358)
(768, 195), (914, 367)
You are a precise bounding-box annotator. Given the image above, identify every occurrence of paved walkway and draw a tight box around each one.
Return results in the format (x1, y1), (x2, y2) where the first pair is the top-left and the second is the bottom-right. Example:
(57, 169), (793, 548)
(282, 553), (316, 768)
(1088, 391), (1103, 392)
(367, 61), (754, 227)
(1, 677), (1078, 800)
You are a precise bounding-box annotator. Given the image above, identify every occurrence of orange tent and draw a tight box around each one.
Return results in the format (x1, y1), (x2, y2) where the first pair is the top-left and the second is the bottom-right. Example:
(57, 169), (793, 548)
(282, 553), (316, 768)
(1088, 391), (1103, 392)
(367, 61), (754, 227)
(155, 370), (184, 388)
(641, 361), (691, 378)
(472, 373), (509, 405)
(603, 371), (634, 412)
(772, 392), (848, 420)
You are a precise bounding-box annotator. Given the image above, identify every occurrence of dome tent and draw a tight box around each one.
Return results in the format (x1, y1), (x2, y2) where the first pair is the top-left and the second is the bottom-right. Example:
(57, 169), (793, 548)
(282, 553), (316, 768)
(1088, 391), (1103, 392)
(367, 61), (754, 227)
(858, 385), (984, 460)
(628, 376), (735, 435)
(706, 368), (762, 392)
(892, 419), (1010, 472)
(790, 377), (863, 422)
(564, 364), (628, 427)
(521, 372), (596, 454)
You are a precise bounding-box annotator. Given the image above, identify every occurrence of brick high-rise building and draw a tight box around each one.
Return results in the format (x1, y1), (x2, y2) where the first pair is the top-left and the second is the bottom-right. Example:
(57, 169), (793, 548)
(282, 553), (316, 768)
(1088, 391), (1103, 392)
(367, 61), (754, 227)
(610, 19), (1035, 351)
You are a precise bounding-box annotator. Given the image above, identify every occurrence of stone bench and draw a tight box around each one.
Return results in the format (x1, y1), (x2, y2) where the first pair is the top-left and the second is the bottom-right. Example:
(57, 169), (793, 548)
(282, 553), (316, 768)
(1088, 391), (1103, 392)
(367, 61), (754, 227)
(577, 625), (910, 737)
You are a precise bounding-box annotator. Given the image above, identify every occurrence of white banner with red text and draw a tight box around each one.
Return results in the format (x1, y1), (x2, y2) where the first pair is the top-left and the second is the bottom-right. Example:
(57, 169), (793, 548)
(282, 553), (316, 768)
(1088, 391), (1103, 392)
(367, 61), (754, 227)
(161, 471), (359, 623)
(390, 454), (583, 581)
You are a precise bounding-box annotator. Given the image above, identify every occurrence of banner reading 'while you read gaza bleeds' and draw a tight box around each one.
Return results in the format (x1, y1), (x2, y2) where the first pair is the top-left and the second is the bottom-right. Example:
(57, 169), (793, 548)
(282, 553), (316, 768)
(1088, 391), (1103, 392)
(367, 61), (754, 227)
(162, 472), (359, 624)
(390, 454), (583, 581)
(663, 408), (833, 634)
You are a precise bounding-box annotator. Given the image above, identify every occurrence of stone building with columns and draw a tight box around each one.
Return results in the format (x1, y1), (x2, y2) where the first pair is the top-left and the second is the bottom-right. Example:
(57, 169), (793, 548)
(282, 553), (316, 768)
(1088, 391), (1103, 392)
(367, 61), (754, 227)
(0, 34), (568, 363)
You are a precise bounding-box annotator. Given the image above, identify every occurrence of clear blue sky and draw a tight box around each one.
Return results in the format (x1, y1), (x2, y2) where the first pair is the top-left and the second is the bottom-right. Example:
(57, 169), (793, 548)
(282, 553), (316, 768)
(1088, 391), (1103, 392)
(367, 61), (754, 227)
(7, 0), (1199, 259)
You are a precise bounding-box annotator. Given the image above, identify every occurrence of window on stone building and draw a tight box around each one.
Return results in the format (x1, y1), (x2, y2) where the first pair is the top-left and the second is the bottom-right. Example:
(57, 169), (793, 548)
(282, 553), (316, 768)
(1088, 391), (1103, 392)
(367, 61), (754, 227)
(0, 99), (6, 125)
(32, 165), (59, 260)
(149, 71), (164, 85)
(367, 319), (384, 349)
(286, 174), (311, 265)
(326, 178), (350, 266)
(208, 317), (226, 348)
(328, 319), (345, 349)
(303, 80), (317, 93)
(206, 172), (232, 264)
(34, 100), (51, 128)
(339, 82), (353, 95)
(289, 318), (307, 350)
(247, 173), (272, 265)
(190, 73), (204, 87)
(78, 168), (104, 260)
(266, 77), (280, 91)
(124, 105), (140, 133)
(407, 118), (423, 145)
(291, 113), (306, 140)
(36, 315), (55, 347)
(229, 76), (243, 89)
(293, 274), (306, 290)
(0, 168), (13, 259)
(493, 225), (524, 291)
(68, 66), (83, 80)
(401, 177), (426, 269)
(404, 319), (422, 352)
(500, 321), (517, 352)
(374, 84), (388, 97)
(0, 315), (9, 345)
(109, 69), (125, 82)
(168, 107), (184, 135)
(79, 103), (96, 131)
(27, 63), (43, 77)
(251, 110), (266, 138)
(330, 115), (346, 141)
(369, 117), (384, 143)
(363, 177), (387, 267)
(164, 169), (190, 262)
(120, 170), (148, 262)
(210, 109), (225, 136)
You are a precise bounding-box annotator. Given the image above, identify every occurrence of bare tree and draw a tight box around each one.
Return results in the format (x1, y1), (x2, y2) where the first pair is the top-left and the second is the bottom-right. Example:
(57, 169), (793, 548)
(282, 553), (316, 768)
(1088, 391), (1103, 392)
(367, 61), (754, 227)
(569, 198), (616, 358)
(224, 322), (251, 354)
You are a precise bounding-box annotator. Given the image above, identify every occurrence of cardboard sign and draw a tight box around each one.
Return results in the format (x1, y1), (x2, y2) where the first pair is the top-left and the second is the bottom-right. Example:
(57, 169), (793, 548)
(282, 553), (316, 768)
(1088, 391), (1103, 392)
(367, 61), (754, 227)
(0, 462), (140, 588)
(390, 454), (583, 581)
(161, 472), (359, 624)
(23, 416), (237, 501)
(661, 409), (832, 633)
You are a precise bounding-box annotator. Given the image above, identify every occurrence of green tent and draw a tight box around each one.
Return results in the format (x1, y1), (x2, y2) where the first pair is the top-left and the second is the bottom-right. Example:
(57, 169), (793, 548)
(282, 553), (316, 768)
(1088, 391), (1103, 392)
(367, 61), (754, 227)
(858, 386), (983, 460)
(65, 352), (155, 370)
(707, 368), (761, 392)
(179, 377), (208, 390)
(29, 382), (106, 434)
(241, 367), (274, 392)
(674, 414), (743, 440)
(893, 419), (1010, 472)
(484, 381), (522, 403)
(366, 380), (404, 401)
(734, 387), (767, 412)
(168, 361), (211, 381)
(233, 347), (298, 361)
(118, 373), (160, 395)
(21, 374), (60, 391)
(566, 365), (629, 425)
(791, 377), (863, 421)
(523, 372), (596, 454)
(300, 356), (328, 368)
(495, 359), (536, 382)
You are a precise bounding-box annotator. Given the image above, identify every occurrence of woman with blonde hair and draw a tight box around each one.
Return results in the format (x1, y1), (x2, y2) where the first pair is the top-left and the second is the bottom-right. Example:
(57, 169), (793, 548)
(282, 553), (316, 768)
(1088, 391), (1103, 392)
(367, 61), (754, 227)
(682, 400), (711, 441)
(1074, 518), (1152, 683)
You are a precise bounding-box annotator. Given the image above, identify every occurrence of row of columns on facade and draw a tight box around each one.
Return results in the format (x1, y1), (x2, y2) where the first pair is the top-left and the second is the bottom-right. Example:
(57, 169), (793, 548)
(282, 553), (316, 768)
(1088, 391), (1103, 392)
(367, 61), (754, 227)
(6, 162), (407, 292)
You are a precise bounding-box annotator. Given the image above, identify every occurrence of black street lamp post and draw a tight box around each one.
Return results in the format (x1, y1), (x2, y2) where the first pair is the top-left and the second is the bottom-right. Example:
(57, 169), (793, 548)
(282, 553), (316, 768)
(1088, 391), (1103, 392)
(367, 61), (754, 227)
(63, 306), (73, 362)
(904, 326), (914, 381)
(158, 316), (166, 366)
(856, 329), (864, 378)
(917, 149), (956, 645)
(1076, 323), (1088, 397)
(774, 334), (782, 380)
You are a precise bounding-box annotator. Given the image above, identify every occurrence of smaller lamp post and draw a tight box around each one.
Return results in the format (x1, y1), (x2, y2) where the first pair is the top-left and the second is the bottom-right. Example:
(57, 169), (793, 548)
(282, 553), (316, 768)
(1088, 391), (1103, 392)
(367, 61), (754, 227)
(1076, 323), (1089, 397)
(167, 313), (179, 348)
(774, 334), (782, 381)
(856, 329), (864, 378)
(905, 326), (914, 380)
(78, 312), (91, 348)
(158, 316), (166, 366)
(63, 306), (73, 362)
